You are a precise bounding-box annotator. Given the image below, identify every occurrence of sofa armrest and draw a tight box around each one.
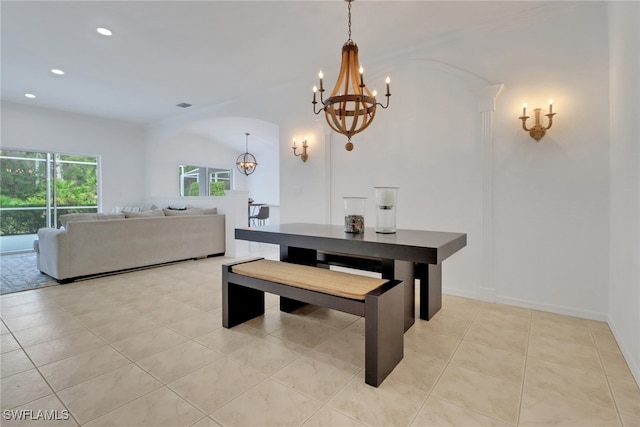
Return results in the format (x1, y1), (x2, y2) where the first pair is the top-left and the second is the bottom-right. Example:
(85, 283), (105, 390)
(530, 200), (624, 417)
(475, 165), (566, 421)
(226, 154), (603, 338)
(36, 227), (69, 280)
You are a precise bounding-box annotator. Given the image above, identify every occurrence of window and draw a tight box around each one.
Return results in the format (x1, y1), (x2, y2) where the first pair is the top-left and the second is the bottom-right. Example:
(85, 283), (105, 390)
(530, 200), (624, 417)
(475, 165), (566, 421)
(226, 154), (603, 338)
(0, 149), (100, 252)
(179, 165), (233, 197)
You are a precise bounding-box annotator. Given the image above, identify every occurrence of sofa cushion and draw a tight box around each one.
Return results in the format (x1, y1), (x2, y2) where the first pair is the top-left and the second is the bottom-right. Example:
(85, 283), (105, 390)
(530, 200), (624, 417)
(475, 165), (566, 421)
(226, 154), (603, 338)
(163, 207), (204, 216)
(59, 213), (95, 227)
(97, 213), (127, 221)
(59, 213), (125, 227)
(124, 210), (165, 218)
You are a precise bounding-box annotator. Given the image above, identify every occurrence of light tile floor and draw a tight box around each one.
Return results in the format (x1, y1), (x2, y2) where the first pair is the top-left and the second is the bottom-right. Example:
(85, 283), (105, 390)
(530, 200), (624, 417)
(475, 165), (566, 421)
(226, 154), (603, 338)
(1, 244), (638, 426)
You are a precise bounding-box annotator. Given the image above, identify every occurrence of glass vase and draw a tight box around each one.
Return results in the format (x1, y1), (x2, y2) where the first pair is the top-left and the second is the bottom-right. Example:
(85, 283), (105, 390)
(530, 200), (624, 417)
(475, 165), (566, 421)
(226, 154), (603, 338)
(374, 187), (398, 233)
(343, 197), (366, 233)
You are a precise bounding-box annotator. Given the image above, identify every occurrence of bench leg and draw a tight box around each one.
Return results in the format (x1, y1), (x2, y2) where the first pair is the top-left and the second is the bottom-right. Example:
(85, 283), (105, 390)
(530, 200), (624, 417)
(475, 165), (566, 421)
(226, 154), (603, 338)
(222, 274), (265, 328)
(382, 259), (415, 332)
(364, 282), (404, 387)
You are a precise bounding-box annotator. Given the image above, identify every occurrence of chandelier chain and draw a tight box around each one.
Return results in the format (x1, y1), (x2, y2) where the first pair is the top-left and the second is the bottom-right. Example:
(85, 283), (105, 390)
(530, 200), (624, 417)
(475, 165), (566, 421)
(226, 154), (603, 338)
(347, 0), (352, 41)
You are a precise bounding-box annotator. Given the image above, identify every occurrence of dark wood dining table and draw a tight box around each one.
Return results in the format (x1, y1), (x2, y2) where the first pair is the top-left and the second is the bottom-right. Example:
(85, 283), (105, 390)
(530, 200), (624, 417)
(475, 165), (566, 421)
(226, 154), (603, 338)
(235, 223), (467, 331)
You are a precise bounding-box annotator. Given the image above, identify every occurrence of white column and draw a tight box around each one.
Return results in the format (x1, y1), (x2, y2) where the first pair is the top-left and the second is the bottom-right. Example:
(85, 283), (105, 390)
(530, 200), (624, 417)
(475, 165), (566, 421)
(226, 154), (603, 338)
(324, 130), (333, 224)
(473, 84), (504, 302)
(222, 190), (250, 258)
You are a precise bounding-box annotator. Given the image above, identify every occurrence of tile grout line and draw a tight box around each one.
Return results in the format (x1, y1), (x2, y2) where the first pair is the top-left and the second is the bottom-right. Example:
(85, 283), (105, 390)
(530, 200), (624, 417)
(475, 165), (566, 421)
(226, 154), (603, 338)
(3, 254), (633, 427)
(405, 301), (482, 427)
(592, 326), (626, 427)
(6, 290), (192, 425)
(2, 315), (82, 426)
(515, 310), (533, 427)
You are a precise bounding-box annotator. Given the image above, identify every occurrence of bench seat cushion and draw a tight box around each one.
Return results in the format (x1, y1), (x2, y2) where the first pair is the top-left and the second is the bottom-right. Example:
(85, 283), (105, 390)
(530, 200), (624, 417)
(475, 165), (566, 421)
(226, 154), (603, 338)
(231, 259), (387, 300)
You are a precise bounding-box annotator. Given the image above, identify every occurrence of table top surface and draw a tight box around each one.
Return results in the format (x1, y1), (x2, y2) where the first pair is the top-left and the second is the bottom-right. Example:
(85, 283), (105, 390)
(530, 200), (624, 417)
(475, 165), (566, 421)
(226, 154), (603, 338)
(236, 223), (467, 264)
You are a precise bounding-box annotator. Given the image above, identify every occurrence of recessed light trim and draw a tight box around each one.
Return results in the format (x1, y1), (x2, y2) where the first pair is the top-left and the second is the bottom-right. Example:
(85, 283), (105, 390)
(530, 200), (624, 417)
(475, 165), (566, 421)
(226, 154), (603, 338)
(25, 93), (36, 99)
(97, 27), (112, 36)
(51, 69), (64, 75)
(176, 103), (192, 108)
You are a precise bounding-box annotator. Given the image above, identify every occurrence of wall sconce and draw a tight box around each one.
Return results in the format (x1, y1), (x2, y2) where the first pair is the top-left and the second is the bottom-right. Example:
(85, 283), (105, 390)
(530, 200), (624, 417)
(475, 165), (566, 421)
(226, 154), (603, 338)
(292, 137), (309, 162)
(519, 99), (556, 142)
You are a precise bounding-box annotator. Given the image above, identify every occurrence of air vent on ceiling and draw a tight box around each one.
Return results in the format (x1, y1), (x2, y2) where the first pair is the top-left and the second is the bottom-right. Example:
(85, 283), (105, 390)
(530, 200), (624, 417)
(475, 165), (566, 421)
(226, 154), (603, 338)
(176, 103), (192, 108)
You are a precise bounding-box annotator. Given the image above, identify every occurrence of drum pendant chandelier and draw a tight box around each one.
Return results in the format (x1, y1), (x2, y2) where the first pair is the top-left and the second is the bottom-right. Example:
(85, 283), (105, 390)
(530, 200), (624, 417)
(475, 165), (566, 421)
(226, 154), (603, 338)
(312, 0), (391, 151)
(236, 132), (257, 176)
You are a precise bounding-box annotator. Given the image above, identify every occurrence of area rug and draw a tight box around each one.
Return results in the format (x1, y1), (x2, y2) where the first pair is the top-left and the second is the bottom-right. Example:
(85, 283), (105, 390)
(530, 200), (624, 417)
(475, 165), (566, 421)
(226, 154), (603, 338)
(0, 252), (60, 295)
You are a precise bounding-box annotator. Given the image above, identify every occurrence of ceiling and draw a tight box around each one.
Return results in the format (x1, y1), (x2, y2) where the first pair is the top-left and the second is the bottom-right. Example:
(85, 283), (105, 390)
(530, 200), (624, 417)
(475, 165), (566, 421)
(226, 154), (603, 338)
(1, 1), (570, 129)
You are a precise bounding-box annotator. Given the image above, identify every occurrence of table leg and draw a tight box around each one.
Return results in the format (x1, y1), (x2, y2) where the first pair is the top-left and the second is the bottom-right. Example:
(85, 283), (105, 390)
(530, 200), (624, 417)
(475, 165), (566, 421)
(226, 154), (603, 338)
(278, 246), (317, 312)
(382, 259), (415, 332)
(416, 263), (442, 320)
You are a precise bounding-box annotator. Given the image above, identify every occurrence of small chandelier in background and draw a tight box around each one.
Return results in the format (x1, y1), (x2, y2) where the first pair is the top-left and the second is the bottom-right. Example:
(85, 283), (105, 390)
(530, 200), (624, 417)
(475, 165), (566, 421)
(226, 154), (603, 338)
(312, 0), (391, 152)
(519, 100), (556, 142)
(236, 132), (258, 176)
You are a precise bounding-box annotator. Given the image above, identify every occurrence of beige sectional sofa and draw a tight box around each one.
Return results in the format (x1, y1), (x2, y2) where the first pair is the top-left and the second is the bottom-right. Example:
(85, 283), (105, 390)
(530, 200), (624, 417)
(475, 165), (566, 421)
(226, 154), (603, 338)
(34, 211), (225, 282)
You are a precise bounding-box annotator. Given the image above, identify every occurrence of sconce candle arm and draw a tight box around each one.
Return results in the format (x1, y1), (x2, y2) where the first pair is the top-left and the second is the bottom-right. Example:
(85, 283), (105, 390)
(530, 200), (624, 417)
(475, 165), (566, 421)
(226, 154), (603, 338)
(377, 92), (391, 109)
(544, 112), (556, 130)
(518, 107), (557, 142)
(292, 138), (309, 162)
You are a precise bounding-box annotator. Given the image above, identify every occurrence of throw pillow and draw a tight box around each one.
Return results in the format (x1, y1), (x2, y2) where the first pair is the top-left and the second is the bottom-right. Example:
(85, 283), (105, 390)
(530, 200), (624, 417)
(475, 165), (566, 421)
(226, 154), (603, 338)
(122, 206), (143, 213)
(162, 207), (204, 216)
(96, 213), (126, 221)
(112, 206), (143, 213)
(59, 213), (125, 227)
(59, 213), (97, 227)
(203, 208), (218, 215)
(124, 210), (165, 218)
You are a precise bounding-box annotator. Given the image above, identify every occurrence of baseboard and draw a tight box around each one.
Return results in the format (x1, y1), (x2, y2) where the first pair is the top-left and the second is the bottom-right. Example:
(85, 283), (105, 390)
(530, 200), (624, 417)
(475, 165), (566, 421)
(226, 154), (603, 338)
(477, 286), (496, 303)
(495, 295), (608, 322)
(443, 286), (608, 321)
(442, 286), (482, 301)
(608, 318), (640, 386)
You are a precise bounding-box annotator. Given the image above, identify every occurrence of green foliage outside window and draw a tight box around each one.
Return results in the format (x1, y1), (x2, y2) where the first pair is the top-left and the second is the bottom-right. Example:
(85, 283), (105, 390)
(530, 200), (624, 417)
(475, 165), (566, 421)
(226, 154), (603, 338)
(0, 150), (99, 236)
(210, 181), (225, 196)
(187, 182), (200, 196)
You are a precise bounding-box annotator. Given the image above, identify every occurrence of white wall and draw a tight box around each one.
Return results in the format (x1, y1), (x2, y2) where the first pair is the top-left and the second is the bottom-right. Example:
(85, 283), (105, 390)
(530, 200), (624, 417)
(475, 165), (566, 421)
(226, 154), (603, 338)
(1, 101), (146, 213)
(145, 116), (280, 207)
(487, 4), (610, 319)
(278, 3), (612, 320)
(608, 1), (640, 384)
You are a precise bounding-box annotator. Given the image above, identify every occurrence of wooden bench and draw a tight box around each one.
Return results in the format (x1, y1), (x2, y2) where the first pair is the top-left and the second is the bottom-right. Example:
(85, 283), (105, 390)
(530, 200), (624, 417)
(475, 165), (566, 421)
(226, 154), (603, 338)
(222, 258), (404, 387)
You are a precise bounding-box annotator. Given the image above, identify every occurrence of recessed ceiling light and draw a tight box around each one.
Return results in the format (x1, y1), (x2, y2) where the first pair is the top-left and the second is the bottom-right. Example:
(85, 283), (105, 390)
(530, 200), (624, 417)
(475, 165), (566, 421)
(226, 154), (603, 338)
(97, 27), (112, 36)
(176, 103), (192, 108)
(51, 69), (64, 75)
(25, 93), (36, 99)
